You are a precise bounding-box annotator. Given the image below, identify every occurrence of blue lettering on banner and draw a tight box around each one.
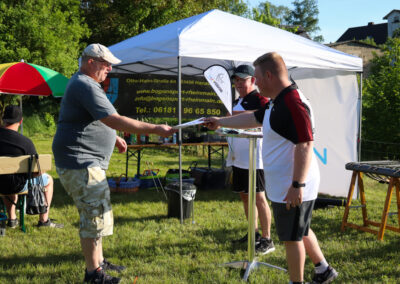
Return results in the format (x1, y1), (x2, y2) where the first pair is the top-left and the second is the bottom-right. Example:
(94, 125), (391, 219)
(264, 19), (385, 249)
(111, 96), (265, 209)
(314, 147), (327, 165)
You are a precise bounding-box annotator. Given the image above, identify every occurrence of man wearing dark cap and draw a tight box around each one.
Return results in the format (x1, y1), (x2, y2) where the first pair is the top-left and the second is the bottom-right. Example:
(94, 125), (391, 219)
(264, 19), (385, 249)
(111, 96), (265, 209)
(52, 43), (176, 284)
(0, 105), (63, 229)
(227, 65), (275, 255)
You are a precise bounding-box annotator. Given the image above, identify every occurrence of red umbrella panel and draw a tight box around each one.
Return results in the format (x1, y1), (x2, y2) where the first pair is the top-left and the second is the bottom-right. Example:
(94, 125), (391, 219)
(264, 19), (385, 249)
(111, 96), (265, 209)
(0, 62), (69, 97)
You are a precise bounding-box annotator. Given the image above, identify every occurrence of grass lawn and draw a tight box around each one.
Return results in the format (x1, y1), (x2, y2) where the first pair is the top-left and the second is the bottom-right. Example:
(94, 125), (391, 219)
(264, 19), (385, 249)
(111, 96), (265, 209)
(1, 136), (399, 283)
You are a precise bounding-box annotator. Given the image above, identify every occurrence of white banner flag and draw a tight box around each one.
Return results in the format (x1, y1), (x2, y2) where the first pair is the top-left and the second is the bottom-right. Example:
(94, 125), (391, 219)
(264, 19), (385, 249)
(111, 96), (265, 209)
(204, 65), (232, 115)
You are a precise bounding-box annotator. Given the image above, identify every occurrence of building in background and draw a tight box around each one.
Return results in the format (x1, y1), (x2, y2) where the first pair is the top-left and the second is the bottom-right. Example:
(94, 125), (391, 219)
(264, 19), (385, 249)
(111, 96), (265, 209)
(327, 9), (400, 76)
(336, 9), (400, 44)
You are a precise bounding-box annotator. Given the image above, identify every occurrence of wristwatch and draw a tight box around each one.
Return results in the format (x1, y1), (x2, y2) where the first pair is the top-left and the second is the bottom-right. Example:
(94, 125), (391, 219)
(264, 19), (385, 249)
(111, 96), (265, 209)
(292, 181), (306, 188)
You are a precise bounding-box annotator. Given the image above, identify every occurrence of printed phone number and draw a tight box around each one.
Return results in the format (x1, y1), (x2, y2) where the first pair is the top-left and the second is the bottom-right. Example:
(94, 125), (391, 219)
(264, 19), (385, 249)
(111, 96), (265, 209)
(135, 107), (221, 116)
(136, 106), (176, 114)
(184, 107), (221, 115)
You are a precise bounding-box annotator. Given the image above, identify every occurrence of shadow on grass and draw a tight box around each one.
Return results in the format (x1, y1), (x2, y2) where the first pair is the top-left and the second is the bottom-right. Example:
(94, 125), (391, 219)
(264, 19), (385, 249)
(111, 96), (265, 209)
(49, 178), (74, 209)
(0, 252), (81, 268)
(0, 252), (83, 283)
(110, 187), (238, 204)
(328, 235), (400, 282)
(114, 214), (170, 224)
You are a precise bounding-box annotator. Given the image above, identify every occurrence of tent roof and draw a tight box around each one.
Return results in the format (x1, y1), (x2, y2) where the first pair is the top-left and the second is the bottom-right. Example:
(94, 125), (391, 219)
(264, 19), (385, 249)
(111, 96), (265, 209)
(109, 9), (362, 75)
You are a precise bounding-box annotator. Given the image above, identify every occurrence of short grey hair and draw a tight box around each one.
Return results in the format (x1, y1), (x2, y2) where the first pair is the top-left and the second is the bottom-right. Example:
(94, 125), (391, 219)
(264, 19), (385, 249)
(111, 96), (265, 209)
(253, 52), (287, 77)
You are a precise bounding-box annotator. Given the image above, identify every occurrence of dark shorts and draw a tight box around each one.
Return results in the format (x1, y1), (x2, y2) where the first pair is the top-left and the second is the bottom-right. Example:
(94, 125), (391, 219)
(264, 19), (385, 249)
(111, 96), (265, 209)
(271, 200), (315, 241)
(232, 166), (265, 194)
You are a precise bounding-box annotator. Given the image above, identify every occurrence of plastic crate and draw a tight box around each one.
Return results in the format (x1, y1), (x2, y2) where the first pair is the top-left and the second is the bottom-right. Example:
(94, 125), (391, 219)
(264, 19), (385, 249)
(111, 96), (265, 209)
(108, 176), (140, 193)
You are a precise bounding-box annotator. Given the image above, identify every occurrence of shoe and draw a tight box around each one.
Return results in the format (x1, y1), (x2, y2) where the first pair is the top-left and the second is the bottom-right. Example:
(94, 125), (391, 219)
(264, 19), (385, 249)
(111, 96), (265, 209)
(232, 231), (262, 244)
(7, 219), (18, 228)
(101, 258), (126, 273)
(255, 237), (275, 255)
(84, 267), (121, 283)
(311, 266), (338, 284)
(37, 218), (64, 228)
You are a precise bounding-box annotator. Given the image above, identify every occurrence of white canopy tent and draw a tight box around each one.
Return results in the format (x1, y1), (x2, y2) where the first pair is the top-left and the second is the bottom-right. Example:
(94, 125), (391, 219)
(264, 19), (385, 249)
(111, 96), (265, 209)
(109, 9), (363, 202)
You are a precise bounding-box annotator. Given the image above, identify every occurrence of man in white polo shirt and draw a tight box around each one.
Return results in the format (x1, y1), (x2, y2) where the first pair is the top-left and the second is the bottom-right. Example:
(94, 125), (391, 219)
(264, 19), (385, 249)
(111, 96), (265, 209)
(203, 52), (338, 284)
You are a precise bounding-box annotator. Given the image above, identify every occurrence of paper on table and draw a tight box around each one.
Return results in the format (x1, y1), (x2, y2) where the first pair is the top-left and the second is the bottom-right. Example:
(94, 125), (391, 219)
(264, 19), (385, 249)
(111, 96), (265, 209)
(172, 117), (205, 129)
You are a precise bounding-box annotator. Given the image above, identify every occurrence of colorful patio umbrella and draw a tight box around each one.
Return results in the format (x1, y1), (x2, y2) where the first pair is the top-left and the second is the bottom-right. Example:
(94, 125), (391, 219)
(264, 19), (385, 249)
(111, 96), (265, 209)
(0, 62), (69, 97)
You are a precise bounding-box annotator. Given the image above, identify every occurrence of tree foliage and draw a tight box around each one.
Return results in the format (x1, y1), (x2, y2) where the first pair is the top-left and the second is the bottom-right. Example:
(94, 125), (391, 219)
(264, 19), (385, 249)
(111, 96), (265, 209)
(252, 2), (283, 27)
(362, 38), (400, 143)
(252, 0), (323, 40)
(359, 37), (378, 47)
(82, 0), (249, 46)
(0, 0), (89, 114)
(393, 27), (400, 39)
(0, 0), (89, 76)
(284, 0), (323, 42)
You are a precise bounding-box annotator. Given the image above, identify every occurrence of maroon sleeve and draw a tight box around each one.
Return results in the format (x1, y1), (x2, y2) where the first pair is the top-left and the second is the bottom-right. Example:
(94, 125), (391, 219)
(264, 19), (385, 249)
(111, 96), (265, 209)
(256, 93), (269, 108)
(283, 92), (313, 143)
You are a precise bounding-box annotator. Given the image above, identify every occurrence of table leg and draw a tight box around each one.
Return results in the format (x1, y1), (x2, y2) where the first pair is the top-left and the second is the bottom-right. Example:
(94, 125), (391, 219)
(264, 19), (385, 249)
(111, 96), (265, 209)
(378, 177), (395, 240)
(395, 179), (400, 232)
(125, 149), (129, 177)
(358, 172), (368, 226)
(208, 145), (211, 168)
(137, 149), (141, 176)
(341, 171), (358, 231)
(20, 195), (26, 233)
(221, 146), (224, 167)
(220, 138), (286, 280)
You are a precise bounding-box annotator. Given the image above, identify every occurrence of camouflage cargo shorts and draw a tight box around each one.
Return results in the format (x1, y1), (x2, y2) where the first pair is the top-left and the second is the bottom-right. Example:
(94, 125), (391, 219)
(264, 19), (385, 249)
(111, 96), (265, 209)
(57, 166), (113, 238)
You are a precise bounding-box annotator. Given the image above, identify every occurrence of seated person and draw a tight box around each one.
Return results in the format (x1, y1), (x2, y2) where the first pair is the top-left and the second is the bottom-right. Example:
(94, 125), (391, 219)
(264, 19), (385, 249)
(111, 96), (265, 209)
(0, 105), (63, 228)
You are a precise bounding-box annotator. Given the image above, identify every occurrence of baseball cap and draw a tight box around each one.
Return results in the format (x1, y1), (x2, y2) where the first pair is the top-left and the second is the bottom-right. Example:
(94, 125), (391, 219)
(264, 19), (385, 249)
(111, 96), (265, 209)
(2, 105), (22, 124)
(82, 43), (121, 65)
(231, 65), (254, 79)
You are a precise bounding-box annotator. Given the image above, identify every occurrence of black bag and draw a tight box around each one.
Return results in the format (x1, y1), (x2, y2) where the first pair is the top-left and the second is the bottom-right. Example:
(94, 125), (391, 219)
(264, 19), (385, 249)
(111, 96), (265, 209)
(26, 154), (48, 215)
(189, 162), (226, 190)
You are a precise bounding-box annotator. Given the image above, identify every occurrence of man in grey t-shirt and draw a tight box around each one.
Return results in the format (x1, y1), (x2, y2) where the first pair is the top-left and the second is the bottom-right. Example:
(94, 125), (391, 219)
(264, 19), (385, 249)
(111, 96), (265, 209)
(53, 43), (175, 284)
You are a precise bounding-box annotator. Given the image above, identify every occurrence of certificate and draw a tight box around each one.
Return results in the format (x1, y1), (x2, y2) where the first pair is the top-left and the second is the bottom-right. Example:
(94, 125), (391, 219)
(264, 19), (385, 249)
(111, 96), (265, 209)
(172, 117), (205, 129)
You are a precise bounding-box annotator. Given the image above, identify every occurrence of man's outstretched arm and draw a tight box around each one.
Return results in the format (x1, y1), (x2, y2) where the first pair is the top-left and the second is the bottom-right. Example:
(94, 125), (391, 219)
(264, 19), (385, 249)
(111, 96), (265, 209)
(203, 112), (261, 130)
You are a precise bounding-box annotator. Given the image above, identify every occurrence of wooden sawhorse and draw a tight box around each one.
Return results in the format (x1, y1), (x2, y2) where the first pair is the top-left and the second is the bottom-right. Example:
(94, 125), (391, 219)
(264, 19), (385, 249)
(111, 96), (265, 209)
(341, 161), (400, 240)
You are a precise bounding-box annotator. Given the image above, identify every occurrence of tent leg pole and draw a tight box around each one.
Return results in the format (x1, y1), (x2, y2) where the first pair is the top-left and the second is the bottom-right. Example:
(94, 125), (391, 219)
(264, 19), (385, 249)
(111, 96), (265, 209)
(357, 72), (363, 200)
(178, 56), (183, 224)
(357, 72), (363, 163)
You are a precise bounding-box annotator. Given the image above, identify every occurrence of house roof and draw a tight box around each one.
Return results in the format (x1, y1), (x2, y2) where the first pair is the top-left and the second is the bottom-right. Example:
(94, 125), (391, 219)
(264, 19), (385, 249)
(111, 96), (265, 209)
(336, 23), (388, 45)
(383, 9), (400, 19)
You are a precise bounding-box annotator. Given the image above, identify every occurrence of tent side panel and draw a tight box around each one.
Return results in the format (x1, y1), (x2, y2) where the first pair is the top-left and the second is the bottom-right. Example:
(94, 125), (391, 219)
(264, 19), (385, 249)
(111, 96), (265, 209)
(291, 69), (359, 197)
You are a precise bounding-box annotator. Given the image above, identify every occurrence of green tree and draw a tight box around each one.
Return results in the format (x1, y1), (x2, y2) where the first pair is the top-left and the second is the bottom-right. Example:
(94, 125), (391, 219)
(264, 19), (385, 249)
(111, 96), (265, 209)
(82, 0), (249, 46)
(393, 27), (400, 39)
(285, 0), (323, 42)
(0, 0), (89, 76)
(252, 2), (281, 27)
(252, 1), (291, 27)
(359, 37), (378, 46)
(362, 38), (400, 144)
(0, 0), (89, 113)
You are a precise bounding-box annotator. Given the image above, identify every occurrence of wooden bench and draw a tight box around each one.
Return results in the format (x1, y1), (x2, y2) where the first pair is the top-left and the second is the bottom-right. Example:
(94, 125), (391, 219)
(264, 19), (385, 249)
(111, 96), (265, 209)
(0, 154), (52, 232)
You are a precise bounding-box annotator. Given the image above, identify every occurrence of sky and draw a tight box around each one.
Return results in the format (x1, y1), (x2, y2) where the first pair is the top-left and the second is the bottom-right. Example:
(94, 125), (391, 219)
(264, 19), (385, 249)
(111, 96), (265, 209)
(247, 0), (399, 43)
